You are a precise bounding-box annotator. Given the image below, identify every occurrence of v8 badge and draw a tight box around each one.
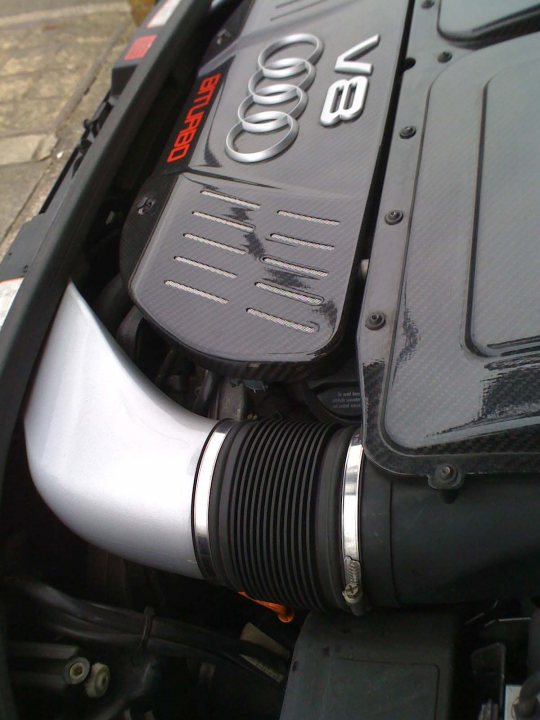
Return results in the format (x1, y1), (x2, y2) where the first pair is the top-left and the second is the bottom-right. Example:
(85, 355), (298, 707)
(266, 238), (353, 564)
(320, 35), (380, 127)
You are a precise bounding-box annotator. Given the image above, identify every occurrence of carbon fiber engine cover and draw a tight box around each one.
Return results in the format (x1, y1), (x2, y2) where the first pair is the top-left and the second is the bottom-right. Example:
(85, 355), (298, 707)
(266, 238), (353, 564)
(121, 0), (408, 380)
(358, 0), (540, 477)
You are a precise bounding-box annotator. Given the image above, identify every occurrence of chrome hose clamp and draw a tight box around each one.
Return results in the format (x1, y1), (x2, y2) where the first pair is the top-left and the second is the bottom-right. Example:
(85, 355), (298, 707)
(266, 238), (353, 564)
(193, 420), (235, 583)
(341, 430), (364, 615)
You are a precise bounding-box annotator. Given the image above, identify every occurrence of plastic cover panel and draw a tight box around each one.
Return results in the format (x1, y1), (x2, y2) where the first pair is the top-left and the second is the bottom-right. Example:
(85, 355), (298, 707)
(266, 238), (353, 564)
(439, 0), (540, 44)
(471, 63), (540, 355)
(126, 0), (408, 379)
(280, 612), (456, 720)
(131, 175), (360, 368)
(359, 0), (540, 477)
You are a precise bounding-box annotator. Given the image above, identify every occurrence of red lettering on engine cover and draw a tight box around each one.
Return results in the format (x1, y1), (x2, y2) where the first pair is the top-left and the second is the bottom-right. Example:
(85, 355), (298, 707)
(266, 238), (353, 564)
(167, 73), (222, 164)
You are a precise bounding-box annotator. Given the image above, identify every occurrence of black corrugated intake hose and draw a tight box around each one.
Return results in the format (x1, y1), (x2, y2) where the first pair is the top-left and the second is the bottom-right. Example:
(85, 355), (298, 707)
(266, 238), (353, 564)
(197, 420), (540, 614)
(199, 420), (356, 612)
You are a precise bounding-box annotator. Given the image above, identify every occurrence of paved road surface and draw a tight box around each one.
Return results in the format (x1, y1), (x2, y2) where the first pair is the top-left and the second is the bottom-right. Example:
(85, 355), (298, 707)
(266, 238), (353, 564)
(0, 0), (118, 16)
(0, 0), (136, 260)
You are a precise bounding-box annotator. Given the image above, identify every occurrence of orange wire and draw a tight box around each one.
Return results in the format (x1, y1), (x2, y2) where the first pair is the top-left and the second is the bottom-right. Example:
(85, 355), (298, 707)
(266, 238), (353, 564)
(239, 592), (295, 624)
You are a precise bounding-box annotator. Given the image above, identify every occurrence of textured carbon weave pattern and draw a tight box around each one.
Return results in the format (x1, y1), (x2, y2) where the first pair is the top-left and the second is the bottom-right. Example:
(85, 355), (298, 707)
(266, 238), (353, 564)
(131, 174), (360, 377)
(126, 0), (408, 379)
(359, 1), (540, 476)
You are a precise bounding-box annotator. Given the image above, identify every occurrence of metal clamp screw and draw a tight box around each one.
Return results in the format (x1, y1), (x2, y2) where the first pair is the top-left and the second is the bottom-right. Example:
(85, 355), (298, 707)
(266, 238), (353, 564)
(343, 582), (361, 602)
(343, 559), (364, 616)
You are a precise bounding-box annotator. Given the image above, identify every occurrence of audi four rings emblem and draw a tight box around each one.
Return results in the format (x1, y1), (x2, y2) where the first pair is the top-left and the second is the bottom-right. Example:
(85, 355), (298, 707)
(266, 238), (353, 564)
(225, 34), (323, 164)
(225, 33), (380, 164)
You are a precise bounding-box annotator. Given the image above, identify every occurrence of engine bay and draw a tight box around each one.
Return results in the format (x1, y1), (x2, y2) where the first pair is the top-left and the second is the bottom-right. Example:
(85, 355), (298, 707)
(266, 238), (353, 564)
(3, 0), (540, 718)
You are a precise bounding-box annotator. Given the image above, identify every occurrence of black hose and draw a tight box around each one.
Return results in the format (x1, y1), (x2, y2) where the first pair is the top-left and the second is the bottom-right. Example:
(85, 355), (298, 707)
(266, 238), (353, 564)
(3, 578), (287, 683)
(193, 371), (220, 415)
(0, 605), (17, 720)
(207, 421), (354, 612)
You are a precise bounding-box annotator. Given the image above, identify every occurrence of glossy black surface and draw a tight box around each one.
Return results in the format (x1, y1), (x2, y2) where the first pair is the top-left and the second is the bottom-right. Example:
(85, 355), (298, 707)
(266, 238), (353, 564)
(126, 0), (408, 379)
(359, 0), (540, 476)
(439, 0), (540, 44)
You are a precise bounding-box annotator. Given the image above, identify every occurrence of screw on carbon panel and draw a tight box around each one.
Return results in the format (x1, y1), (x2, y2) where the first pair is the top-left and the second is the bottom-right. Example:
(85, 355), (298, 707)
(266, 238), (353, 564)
(365, 312), (386, 330)
(137, 197), (156, 215)
(385, 210), (403, 225)
(429, 464), (464, 491)
(215, 28), (232, 46)
(399, 126), (416, 139)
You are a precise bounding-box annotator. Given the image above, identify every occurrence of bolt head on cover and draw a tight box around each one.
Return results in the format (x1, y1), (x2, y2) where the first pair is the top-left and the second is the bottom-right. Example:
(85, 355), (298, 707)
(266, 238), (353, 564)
(385, 209), (404, 225)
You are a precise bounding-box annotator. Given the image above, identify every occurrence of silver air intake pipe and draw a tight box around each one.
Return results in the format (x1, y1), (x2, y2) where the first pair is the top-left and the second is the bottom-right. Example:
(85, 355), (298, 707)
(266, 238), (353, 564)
(24, 283), (363, 610)
(24, 283), (218, 577)
(26, 284), (540, 612)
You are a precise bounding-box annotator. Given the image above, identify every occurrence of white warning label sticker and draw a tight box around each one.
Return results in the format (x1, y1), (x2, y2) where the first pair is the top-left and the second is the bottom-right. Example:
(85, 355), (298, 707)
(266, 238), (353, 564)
(147, 0), (183, 28)
(0, 277), (23, 331)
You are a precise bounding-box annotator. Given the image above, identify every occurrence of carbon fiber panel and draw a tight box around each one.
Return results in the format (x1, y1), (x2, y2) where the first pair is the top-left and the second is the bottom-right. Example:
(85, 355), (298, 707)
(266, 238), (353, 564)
(124, 0), (408, 379)
(359, 0), (540, 477)
(439, 0), (540, 44)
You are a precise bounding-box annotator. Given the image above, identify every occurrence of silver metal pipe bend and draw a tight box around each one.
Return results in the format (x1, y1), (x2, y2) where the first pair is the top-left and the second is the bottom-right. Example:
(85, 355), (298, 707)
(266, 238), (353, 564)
(23, 283), (367, 614)
(24, 283), (228, 576)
